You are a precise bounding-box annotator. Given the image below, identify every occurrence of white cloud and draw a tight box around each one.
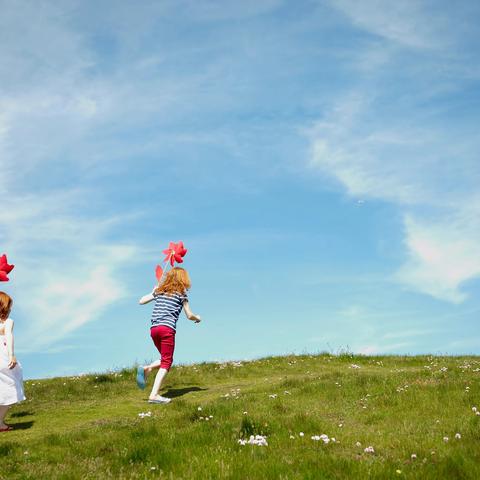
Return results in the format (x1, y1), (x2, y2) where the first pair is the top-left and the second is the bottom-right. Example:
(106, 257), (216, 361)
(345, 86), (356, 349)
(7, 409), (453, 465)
(0, 189), (138, 349)
(396, 214), (480, 303)
(309, 98), (480, 302)
(308, 4), (480, 304)
(22, 250), (134, 351)
(329, 0), (450, 49)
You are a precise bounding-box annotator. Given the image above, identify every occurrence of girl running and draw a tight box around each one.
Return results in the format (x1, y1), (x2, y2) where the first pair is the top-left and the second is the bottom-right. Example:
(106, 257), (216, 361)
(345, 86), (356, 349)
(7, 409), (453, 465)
(136, 267), (201, 404)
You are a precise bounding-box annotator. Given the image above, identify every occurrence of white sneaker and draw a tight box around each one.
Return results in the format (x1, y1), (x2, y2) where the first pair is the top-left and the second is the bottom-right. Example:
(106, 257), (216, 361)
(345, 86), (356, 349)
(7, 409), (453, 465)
(148, 396), (171, 404)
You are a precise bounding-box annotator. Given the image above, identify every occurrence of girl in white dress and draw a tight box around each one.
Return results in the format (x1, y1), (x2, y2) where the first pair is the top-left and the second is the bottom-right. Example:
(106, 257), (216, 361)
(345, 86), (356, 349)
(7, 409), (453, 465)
(0, 291), (25, 432)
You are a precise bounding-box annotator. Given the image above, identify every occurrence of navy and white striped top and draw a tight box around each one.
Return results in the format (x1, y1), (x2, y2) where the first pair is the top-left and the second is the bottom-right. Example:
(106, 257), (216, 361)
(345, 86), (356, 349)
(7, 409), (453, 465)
(151, 291), (188, 331)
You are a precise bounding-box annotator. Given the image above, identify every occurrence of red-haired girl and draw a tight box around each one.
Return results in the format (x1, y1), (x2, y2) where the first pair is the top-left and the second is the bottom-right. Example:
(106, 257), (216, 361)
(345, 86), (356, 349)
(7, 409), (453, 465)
(137, 267), (201, 404)
(0, 292), (25, 431)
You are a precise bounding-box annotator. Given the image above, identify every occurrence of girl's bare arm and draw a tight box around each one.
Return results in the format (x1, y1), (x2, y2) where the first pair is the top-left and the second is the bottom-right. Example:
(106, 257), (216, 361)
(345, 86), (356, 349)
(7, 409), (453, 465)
(139, 286), (157, 305)
(5, 318), (17, 369)
(183, 301), (201, 323)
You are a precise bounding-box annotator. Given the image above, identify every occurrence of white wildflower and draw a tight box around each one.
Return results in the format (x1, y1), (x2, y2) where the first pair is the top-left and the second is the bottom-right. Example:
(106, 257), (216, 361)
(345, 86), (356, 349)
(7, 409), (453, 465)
(455, 433), (461, 439)
(238, 435), (268, 447)
(411, 454), (417, 460)
(443, 436), (449, 442)
(350, 364), (361, 369)
(364, 446), (375, 453)
(299, 432), (304, 437)
(355, 442), (362, 447)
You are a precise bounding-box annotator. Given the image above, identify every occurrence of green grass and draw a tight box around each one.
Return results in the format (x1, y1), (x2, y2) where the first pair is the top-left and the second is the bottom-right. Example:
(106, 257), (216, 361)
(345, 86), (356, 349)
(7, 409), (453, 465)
(1, 354), (480, 479)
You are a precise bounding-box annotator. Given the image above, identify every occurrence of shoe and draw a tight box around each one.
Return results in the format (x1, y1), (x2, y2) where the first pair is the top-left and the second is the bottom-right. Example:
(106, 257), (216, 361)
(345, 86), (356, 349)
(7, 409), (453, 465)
(136, 366), (145, 390)
(0, 425), (13, 432)
(148, 396), (171, 404)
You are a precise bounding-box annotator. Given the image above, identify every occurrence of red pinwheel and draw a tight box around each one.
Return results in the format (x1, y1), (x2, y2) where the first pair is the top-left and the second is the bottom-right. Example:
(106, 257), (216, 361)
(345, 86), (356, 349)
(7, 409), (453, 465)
(162, 241), (188, 267)
(155, 241), (188, 282)
(0, 254), (14, 282)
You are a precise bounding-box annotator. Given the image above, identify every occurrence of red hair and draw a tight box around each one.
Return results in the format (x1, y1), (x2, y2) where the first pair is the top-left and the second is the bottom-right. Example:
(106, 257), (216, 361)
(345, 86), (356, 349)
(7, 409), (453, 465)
(155, 267), (191, 296)
(0, 292), (13, 320)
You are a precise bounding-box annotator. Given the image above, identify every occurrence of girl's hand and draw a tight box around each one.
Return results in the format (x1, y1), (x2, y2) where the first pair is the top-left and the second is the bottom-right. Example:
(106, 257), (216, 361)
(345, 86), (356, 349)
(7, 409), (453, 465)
(194, 315), (201, 324)
(8, 356), (17, 369)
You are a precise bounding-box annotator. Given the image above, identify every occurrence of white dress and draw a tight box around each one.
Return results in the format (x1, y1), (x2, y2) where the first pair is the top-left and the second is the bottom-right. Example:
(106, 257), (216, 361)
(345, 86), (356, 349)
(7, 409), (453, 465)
(0, 319), (26, 406)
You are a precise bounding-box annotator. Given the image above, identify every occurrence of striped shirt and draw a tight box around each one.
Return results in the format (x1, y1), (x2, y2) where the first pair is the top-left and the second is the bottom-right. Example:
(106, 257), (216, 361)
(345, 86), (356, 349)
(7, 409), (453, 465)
(151, 291), (188, 331)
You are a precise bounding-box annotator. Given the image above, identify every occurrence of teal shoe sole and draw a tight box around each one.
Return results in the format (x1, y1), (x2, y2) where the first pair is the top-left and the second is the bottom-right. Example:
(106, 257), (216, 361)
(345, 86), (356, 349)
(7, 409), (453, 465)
(136, 366), (145, 390)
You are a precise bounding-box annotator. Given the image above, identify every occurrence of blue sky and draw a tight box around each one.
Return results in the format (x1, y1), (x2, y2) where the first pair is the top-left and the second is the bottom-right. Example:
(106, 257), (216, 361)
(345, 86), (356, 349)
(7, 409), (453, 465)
(1, 0), (479, 379)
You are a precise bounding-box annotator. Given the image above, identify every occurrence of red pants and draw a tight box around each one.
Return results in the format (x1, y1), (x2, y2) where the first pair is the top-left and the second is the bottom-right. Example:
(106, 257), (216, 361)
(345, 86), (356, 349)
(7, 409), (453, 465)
(150, 325), (176, 370)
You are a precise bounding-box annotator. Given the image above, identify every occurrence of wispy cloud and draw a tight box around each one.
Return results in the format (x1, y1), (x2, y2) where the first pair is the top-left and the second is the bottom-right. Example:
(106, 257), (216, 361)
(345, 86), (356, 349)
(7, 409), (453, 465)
(1, 189), (137, 349)
(329, 0), (450, 49)
(308, 2), (480, 303)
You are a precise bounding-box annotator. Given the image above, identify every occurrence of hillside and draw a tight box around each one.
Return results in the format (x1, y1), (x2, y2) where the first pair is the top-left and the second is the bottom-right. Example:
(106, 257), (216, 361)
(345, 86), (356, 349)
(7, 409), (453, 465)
(1, 353), (479, 479)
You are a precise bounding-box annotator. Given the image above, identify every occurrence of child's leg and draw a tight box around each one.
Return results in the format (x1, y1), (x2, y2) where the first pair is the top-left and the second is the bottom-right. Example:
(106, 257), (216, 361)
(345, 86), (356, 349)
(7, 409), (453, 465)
(0, 405), (9, 427)
(149, 368), (169, 399)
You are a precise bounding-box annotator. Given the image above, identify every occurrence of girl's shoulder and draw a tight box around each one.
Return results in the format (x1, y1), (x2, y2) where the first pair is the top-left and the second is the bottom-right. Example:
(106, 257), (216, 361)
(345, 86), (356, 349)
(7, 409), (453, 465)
(156, 290), (187, 297)
(156, 291), (187, 302)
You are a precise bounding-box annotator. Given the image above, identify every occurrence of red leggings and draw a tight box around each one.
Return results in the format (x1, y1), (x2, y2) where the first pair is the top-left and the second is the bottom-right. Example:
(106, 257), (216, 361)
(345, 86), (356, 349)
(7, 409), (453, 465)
(150, 325), (176, 370)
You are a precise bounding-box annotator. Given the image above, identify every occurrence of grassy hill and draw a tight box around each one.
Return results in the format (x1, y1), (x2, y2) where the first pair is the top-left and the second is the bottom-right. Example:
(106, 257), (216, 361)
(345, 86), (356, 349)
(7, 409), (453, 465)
(1, 353), (479, 479)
